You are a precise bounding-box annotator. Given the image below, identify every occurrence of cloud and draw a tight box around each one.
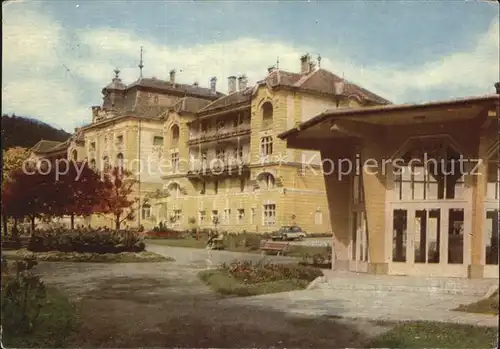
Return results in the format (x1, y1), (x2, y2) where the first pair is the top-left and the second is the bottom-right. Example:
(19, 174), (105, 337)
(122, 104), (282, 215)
(2, 2), (498, 132)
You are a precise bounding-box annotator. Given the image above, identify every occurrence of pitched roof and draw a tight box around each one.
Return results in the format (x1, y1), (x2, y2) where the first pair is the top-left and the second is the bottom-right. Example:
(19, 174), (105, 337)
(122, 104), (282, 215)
(173, 97), (212, 114)
(127, 78), (225, 100)
(267, 68), (390, 104)
(197, 86), (254, 114)
(195, 67), (390, 115)
(31, 140), (66, 154)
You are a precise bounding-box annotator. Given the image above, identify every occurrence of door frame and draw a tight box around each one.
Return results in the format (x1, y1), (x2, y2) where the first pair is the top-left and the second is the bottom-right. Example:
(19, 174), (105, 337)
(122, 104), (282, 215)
(388, 201), (471, 277)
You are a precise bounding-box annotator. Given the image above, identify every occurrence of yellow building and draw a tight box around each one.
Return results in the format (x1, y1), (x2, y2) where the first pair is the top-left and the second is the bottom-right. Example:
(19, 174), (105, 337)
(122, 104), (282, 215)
(32, 54), (389, 233)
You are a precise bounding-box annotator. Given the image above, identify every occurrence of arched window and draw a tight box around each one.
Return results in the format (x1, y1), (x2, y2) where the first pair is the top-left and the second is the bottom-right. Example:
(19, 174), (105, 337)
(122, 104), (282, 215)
(257, 172), (275, 190)
(89, 159), (96, 170)
(171, 124), (180, 147)
(116, 153), (124, 169)
(261, 102), (273, 128)
(72, 149), (78, 161)
(167, 182), (182, 198)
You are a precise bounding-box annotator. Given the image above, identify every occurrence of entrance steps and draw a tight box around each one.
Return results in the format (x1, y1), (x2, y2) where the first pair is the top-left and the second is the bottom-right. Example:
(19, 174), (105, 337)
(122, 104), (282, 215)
(320, 270), (498, 297)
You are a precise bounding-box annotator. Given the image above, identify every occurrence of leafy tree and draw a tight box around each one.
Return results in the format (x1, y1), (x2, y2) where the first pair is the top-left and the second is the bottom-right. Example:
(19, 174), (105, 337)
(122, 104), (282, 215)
(98, 167), (138, 230)
(2, 167), (53, 232)
(51, 161), (106, 229)
(1, 147), (30, 236)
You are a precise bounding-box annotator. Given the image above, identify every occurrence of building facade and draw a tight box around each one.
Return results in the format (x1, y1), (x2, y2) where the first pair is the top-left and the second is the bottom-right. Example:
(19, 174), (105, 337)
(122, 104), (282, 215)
(279, 93), (499, 279)
(31, 54), (389, 233)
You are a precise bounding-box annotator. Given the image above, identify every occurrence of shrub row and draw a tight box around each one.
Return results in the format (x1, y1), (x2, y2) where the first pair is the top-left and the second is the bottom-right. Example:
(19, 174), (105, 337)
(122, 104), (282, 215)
(27, 229), (145, 254)
(220, 260), (323, 284)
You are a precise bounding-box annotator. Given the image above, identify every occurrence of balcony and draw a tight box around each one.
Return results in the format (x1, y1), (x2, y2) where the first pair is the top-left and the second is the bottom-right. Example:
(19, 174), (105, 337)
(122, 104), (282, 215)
(188, 124), (251, 146)
(186, 157), (250, 178)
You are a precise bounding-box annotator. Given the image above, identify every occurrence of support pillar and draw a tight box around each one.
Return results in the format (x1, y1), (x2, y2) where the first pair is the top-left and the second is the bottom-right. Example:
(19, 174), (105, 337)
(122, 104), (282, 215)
(469, 135), (489, 278)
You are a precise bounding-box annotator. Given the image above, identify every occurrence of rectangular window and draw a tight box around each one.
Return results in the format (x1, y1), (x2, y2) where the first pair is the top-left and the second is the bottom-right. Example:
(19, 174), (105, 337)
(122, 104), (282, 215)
(224, 209), (231, 224)
(173, 209), (182, 224)
(211, 210), (219, 224)
(214, 180), (219, 194)
(201, 121), (209, 133)
(199, 210), (206, 224)
(171, 152), (179, 172)
(90, 142), (96, 150)
(260, 136), (273, 156)
(240, 178), (246, 192)
(153, 136), (164, 146)
(116, 135), (123, 145)
(263, 204), (276, 226)
(234, 146), (243, 160)
(237, 209), (245, 224)
(314, 210), (323, 225)
(141, 205), (151, 220)
(250, 208), (255, 225)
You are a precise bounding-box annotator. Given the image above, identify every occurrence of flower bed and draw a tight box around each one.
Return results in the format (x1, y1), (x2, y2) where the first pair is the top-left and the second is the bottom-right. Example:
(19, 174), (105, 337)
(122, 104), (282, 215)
(221, 260), (323, 284)
(199, 261), (323, 297)
(27, 229), (145, 254)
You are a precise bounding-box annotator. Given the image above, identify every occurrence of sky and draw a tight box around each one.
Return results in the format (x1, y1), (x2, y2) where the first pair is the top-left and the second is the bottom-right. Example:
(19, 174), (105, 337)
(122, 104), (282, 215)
(2, 0), (499, 132)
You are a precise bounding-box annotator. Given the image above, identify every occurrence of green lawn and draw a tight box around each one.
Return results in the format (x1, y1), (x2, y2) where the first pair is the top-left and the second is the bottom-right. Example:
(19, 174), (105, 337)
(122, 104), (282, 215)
(364, 321), (498, 348)
(1, 287), (78, 348)
(147, 238), (328, 257)
(198, 269), (309, 297)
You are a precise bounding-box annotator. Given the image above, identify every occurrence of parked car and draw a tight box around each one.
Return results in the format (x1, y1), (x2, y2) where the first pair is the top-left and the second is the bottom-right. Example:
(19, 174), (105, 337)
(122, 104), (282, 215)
(271, 226), (307, 241)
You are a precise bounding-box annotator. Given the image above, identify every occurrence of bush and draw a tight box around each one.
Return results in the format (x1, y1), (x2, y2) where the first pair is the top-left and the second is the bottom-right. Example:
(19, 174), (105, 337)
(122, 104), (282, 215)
(145, 229), (185, 239)
(299, 245), (332, 268)
(1, 258), (47, 334)
(27, 229), (145, 254)
(220, 260), (323, 284)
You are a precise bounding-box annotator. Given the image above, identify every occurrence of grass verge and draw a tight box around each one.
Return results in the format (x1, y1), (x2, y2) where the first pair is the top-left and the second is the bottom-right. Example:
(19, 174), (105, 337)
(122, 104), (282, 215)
(454, 290), (499, 315)
(1, 287), (78, 348)
(198, 269), (309, 297)
(147, 238), (327, 257)
(4, 249), (174, 263)
(364, 320), (498, 348)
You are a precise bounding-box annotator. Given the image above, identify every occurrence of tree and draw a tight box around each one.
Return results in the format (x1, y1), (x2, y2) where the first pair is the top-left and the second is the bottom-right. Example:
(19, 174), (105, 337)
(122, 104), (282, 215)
(51, 161), (106, 229)
(98, 167), (138, 230)
(2, 167), (54, 232)
(1, 147), (30, 236)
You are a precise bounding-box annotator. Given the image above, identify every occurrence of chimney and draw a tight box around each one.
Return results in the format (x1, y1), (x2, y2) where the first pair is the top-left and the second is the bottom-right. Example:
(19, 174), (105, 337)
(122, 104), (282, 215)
(228, 76), (237, 94)
(300, 53), (311, 74)
(238, 74), (248, 91)
(169, 69), (176, 84)
(210, 77), (217, 93)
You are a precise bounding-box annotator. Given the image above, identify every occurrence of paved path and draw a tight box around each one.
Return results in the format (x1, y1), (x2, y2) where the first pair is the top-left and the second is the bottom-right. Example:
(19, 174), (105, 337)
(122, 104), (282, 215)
(146, 244), (299, 268)
(148, 245), (498, 328)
